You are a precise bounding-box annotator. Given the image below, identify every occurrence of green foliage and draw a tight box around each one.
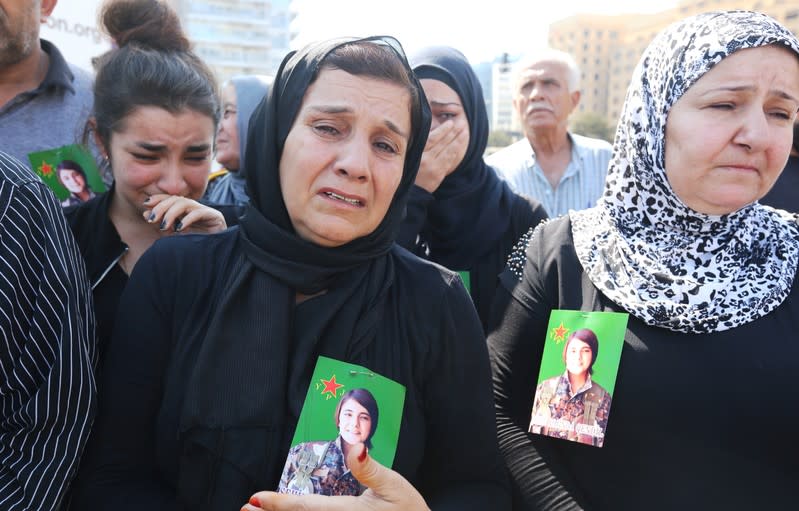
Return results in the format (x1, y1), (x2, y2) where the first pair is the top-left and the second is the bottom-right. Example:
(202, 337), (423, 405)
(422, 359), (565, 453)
(570, 112), (616, 143)
(487, 130), (517, 150)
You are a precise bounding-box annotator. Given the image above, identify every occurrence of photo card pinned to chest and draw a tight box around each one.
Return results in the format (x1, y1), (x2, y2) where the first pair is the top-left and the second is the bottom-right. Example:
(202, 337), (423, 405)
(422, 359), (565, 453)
(529, 309), (628, 448)
(28, 144), (107, 206)
(278, 356), (406, 496)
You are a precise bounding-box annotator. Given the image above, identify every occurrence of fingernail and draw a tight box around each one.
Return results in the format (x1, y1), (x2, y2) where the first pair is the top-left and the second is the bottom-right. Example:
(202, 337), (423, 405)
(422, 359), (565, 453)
(174, 221), (183, 232)
(249, 496), (260, 506)
(358, 445), (368, 462)
(143, 196), (150, 204)
(159, 220), (167, 230)
(147, 212), (156, 222)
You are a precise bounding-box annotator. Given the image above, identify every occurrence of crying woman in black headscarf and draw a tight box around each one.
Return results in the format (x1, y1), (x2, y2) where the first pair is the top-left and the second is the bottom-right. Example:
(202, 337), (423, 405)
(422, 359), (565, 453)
(73, 36), (510, 511)
(400, 46), (548, 330)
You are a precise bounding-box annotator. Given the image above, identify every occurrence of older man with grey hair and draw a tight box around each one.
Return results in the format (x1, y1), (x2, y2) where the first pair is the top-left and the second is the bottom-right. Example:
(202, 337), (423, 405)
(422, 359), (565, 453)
(487, 49), (612, 217)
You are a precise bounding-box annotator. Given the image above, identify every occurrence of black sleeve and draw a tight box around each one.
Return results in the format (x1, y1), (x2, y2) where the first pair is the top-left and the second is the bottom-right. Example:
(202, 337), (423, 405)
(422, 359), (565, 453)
(0, 176), (96, 511)
(396, 185), (435, 253)
(486, 229), (587, 510)
(420, 273), (511, 510)
(200, 201), (245, 227)
(71, 245), (177, 509)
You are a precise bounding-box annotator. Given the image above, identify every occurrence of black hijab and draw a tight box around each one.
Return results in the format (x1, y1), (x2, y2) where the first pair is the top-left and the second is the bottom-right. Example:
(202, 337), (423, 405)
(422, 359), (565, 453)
(410, 46), (520, 269)
(178, 36), (431, 508)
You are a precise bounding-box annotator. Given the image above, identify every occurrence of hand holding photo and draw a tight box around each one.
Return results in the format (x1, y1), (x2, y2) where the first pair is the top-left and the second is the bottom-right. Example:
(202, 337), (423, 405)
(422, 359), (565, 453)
(278, 356), (405, 496)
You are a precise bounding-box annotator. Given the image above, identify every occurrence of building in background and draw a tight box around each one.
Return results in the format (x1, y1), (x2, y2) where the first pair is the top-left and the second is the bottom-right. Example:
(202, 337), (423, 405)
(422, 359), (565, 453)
(169, 0), (291, 82)
(490, 54), (518, 133)
(40, 0), (111, 73)
(549, 0), (799, 129)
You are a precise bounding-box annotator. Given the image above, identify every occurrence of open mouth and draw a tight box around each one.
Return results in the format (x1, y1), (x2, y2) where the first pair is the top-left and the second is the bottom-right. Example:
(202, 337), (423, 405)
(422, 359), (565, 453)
(323, 191), (363, 207)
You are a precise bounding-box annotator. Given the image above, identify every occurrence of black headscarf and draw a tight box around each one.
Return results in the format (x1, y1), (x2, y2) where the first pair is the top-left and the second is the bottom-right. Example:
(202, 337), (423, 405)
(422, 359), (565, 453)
(410, 46), (520, 269)
(178, 36), (430, 507)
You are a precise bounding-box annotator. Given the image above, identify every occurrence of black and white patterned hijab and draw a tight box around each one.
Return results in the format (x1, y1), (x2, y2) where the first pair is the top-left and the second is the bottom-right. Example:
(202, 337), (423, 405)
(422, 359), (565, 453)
(570, 11), (799, 334)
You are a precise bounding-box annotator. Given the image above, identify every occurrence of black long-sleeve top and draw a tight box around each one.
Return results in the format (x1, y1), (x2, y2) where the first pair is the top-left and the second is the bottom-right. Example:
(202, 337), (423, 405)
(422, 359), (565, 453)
(398, 185), (548, 331)
(488, 216), (799, 510)
(64, 190), (243, 365)
(72, 227), (510, 510)
(0, 152), (96, 510)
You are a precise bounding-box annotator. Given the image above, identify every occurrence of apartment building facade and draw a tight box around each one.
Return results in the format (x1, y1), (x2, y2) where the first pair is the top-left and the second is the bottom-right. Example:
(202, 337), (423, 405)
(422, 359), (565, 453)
(549, 0), (799, 129)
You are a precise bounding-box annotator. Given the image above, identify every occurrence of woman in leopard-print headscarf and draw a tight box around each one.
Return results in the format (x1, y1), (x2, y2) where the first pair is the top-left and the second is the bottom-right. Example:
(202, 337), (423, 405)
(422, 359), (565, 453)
(488, 10), (799, 510)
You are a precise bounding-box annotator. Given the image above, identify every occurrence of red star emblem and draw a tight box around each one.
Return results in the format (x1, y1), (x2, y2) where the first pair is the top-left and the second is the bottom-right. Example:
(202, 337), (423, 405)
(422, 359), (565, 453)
(39, 161), (53, 177)
(551, 322), (569, 343)
(319, 375), (344, 400)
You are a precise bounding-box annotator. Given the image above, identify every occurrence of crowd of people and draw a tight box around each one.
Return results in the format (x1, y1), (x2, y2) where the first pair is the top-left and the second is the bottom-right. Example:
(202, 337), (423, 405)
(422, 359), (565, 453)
(1, 1), (798, 510)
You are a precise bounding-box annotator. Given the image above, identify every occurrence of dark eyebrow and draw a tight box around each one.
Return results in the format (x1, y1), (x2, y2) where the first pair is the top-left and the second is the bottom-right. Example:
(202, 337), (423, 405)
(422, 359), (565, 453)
(702, 85), (799, 103)
(384, 120), (408, 140)
(430, 100), (461, 108)
(136, 142), (166, 152)
(308, 105), (409, 140)
(135, 142), (211, 153)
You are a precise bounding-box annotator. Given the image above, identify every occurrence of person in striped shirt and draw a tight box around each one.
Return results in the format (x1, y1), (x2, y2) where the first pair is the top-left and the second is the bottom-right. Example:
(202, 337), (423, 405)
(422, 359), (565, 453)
(0, 150), (96, 510)
(486, 49), (612, 218)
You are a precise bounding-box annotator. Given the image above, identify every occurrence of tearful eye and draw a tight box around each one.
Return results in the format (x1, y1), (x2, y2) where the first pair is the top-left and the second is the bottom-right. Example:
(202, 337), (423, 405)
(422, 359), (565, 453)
(374, 141), (398, 154)
(314, 125), (340, 136)
(769, 111), (792, 120)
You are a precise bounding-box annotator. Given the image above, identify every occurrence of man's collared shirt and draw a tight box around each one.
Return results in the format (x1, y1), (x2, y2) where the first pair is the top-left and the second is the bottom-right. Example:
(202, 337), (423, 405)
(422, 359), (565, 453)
(0, 40), (106, 184)
(487, 132), (612, 218)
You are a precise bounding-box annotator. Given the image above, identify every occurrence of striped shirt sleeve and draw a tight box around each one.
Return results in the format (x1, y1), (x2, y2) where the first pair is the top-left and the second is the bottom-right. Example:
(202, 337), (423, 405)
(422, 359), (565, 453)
(0, 152), (96, 510)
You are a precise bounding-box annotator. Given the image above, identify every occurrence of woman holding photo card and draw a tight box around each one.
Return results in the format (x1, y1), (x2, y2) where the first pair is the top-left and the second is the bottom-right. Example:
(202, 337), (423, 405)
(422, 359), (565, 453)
(488, 10), (799, 510)
(72, 33), (508, 511)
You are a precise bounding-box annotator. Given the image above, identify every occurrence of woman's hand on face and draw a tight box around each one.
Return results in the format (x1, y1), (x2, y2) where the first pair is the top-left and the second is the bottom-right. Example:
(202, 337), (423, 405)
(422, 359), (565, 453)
(142, 194), (227, 234)
(415, 119), (468, 193)
(242, 444), (430, 511)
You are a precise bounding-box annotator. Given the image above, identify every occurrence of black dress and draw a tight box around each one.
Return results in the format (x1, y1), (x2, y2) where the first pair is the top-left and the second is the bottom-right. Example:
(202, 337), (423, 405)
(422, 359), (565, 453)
(64, 189), (242, 364)
(488, 216), (799, 510)
(400, 46), (548, 331)
(760, 155), (799, 212)
(72, 229), (509, 510)
(400, 184), (547, 329)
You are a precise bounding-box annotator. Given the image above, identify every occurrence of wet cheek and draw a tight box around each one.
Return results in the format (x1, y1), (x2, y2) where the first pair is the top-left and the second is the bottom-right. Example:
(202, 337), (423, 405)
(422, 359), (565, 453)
(187, 170), (211, 198)
(117, 164), (157, 190)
